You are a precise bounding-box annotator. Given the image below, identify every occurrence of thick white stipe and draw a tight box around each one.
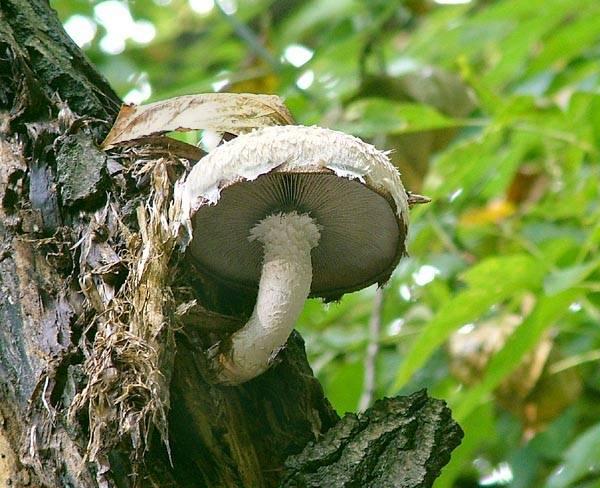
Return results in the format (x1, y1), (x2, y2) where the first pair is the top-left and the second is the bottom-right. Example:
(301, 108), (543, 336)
(214, 211), (320, 384)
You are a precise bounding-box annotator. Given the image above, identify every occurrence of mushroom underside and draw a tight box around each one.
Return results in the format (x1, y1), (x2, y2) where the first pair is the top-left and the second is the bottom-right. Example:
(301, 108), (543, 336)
(188, 172), (403, 297)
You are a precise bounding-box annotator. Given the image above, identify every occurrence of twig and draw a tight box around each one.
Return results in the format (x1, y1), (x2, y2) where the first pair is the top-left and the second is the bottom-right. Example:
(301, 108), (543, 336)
(358, 287), (384, 412)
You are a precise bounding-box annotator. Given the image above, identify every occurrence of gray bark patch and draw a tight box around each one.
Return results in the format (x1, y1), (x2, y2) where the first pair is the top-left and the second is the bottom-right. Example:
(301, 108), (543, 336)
(56, 132), (108, 206)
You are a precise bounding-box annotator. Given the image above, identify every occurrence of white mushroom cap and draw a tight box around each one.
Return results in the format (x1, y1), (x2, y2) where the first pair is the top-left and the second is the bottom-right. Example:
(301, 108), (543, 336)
(178, 125), (409, 299)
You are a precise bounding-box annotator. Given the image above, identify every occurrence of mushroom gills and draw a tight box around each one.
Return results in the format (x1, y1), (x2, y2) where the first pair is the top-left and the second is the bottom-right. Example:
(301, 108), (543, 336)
(212, 210), (321, 384)
(189, 173), (401, 295)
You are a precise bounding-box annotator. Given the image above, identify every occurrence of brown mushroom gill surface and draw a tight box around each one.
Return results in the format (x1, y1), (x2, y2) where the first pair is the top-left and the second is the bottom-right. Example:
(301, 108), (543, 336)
(189, 172), (403, 296)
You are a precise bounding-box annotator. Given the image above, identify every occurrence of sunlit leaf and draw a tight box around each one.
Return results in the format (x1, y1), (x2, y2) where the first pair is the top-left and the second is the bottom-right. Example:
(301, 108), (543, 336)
(324, 359), (364, 414)
(434, 404), (495, 488)
(453, 289), (579, 421)
(460, 254), (546, 289)
(526, 5), (600, 77)
(459, 199), (516, 227)
(336, 98), (459, 138)
(545, 422), (600, 488)
(392, 255), (547, 392)
(543, 260), (600, 296)
(276, 0), (358, 45)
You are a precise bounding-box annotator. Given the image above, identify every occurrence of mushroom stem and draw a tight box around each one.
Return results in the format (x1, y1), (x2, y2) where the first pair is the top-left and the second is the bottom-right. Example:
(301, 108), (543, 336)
(212, 211), (321, 385)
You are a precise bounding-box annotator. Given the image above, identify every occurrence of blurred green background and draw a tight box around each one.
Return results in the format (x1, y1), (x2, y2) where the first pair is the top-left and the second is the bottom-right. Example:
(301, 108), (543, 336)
(51, 0), (600, 486)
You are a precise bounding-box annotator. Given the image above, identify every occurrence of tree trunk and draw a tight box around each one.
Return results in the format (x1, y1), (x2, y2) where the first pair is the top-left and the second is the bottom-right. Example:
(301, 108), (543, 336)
(0, 1), (462, 487)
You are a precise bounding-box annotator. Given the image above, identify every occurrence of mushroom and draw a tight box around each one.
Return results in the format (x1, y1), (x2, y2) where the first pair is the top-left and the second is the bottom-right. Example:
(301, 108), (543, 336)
(178, 125), (411, 385)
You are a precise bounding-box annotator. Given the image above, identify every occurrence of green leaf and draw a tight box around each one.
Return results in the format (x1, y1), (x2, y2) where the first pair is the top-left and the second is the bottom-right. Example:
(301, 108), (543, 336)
(526, 5), (600, 77)
(460, 254), (547, 289)
(424, 127), (504, 200)
(336, 98), (459, 138)
(543, 260), (600, 296)
(453, 288), (580, 421)
(478, 132), (535, 199)
(323, 359), (364, 414)
(545, 422), (600, 488)
(276, 0), (359, 44)
(433, 404), (495, 488)
(391, 254), (546, 392)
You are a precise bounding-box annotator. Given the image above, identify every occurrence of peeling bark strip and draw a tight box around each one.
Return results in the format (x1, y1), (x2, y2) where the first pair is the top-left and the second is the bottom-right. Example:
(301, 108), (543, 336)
(67, 157), (179, 479)
(0, 0), (462, 486)
(102, 93), (295, 149)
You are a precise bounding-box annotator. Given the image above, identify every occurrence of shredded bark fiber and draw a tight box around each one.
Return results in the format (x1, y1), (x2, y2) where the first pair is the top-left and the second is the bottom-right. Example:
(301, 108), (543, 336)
(68, 154), (182, 478)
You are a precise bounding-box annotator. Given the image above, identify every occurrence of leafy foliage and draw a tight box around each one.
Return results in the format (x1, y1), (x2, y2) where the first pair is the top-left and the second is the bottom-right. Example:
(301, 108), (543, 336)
(52, 0), (600, 486)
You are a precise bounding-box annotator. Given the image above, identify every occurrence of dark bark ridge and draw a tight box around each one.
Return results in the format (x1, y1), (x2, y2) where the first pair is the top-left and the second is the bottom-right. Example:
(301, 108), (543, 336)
(0, 0), (463, 487)
(280, 390), (463, 488)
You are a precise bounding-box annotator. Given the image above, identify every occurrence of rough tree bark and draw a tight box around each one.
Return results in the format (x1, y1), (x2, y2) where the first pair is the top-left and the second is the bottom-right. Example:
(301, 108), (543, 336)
(0, 0), (463, 487)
